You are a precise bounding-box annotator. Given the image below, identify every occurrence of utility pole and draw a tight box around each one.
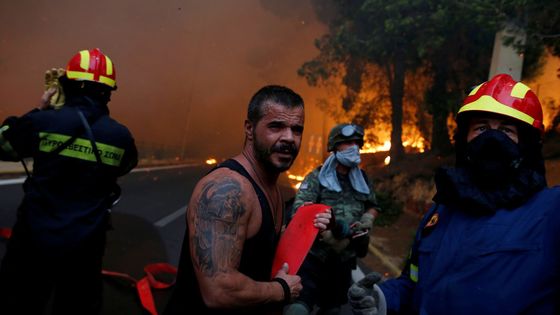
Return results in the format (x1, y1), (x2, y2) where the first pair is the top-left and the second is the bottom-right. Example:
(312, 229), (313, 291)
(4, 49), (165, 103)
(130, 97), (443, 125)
(489, 23), (526, 80)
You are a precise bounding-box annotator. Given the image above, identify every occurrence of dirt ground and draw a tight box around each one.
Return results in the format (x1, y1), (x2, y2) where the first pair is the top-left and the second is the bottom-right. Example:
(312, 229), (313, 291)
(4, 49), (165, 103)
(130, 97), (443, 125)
(359, 210), (421, 278)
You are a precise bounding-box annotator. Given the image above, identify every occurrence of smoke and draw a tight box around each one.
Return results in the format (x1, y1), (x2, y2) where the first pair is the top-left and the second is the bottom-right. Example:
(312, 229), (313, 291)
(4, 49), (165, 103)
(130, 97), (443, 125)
(0, 0), (328, 161)
(259, 0), (338, 25)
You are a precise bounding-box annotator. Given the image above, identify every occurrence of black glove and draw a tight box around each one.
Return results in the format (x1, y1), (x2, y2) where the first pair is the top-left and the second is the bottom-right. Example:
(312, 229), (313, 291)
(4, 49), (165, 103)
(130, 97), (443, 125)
(351, 232), (370, 258)
(321, 230), (350, 253)
(332, 220), (352, 239)
(348, 272), (386, 315)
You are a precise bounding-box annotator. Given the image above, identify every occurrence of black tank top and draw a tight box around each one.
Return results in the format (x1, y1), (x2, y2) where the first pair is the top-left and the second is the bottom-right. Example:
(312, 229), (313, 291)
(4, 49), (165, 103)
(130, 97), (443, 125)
(163, 159), (281, 315)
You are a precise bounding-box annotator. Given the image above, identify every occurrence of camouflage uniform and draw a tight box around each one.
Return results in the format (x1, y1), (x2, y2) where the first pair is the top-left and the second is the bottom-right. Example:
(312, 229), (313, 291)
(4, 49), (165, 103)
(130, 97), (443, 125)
(285, 123), (379, 315)
(292, 166), (379, 263)
(287, 166), (379, 314)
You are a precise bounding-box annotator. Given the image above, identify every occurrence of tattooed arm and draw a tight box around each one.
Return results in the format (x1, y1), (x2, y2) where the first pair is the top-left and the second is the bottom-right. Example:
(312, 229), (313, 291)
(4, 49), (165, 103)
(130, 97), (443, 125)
(188, 169), (299, 309)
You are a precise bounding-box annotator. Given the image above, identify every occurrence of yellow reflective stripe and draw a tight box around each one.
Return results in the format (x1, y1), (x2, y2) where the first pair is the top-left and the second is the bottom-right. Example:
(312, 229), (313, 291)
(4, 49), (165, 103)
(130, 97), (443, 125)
(99, 75), (116, 87)
(66, 70), (94, 81)
(458, 95), (535, 126)
(79, 50), (90, 70)
(38, 132), (124, 167)
(410, 264), (418, 283)
(468, 83), (483, 96)
(511, 82), (530, 98)
(0, 125), (18, 158)
(105, 55), (113, 75)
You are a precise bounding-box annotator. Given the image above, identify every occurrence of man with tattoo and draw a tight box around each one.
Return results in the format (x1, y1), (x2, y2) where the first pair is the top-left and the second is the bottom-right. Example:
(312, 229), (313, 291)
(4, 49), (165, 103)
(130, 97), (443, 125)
(164, 85), (331, 315)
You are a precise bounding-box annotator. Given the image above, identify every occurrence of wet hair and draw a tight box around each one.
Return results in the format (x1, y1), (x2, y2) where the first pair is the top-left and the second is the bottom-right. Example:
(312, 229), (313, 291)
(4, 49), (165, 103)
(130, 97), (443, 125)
(454, 111), (545, 175)
(247, 85), (304, 125)
(59, 75), (113, 106)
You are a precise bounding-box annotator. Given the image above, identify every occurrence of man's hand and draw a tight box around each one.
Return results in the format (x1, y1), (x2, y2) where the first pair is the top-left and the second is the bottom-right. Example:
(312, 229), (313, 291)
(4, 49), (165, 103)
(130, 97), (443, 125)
(352, 213), (375, 233)
(348, 272), (386, 315)
(274, 263), (302, 301)
(43, 68), (66, 109)
(39, 88), (57, 110)
(313, 208), (332, 231)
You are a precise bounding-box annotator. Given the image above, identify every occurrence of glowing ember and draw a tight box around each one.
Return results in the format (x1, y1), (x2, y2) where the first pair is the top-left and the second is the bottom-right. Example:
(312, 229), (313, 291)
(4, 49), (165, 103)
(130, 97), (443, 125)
(384, 156), (391, 165)
(206, 158), (217, 165)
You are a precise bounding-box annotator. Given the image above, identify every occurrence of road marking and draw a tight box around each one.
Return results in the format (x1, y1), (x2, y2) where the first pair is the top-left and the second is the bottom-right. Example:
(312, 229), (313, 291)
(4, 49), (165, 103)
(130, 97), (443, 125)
(0, 163), (201, 186)
(154, 205), (187, 228)
(369, 243), (402, 275)
(132, 163), (199, 173)
(0, 177), (25, 186)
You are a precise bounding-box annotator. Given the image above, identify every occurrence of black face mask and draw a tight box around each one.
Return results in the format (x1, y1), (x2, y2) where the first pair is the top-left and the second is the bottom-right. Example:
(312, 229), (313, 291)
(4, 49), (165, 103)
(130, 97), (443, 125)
(466, 129), (523, 187)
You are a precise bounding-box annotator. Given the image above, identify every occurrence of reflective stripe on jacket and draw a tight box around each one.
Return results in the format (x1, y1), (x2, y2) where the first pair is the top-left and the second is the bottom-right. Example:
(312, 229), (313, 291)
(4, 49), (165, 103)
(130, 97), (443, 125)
(0, 96), (137, 251)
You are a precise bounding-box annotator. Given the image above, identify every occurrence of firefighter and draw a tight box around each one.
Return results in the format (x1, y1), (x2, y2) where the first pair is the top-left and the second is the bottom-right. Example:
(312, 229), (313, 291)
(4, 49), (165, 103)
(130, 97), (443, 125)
(0, 48), (137, 315)
(285, 123), (381, 315)
(348, 74), (560, 315)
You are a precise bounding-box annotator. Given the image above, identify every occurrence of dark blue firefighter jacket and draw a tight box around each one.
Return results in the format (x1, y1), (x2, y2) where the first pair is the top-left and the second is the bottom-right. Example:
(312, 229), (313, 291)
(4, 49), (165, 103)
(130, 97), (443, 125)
(0, 96), (137, 252)
(380, 187), (560, 315)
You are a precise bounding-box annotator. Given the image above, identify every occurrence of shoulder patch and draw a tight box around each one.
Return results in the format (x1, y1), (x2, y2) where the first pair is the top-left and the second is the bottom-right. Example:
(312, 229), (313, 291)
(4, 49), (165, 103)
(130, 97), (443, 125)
(424, 213), (439, 228)
(299, 180), (309, 190)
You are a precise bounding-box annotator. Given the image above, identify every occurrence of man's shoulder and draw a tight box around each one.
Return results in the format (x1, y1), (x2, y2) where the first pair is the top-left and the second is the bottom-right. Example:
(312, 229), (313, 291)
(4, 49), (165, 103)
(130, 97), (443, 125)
(195, 167), (258, 201)
(546, 185), (560, 192)
(298, 167), (321, 190)
(533, 185), (560, 203)
(304, 167), (321, 180)
(96, 115), (133, 135)
(203, 166), (249, 182)
(188, 168), (261, 225)
(20, 107), (60, 123)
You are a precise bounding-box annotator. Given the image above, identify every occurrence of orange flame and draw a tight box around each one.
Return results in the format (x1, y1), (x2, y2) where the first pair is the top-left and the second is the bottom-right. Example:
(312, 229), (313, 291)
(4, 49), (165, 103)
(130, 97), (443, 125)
(287, 172), (308, 190)
(360, 140), (391, 154)
(206, 158), (217, 165)
(288, 126), (427, 188)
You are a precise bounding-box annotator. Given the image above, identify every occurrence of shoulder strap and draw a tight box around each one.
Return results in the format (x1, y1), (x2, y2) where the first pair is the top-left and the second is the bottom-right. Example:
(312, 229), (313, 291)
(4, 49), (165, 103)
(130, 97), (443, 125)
(211, 159), (276, 225)
(75, 108), (103, 165)
(24, 107), (102, 178)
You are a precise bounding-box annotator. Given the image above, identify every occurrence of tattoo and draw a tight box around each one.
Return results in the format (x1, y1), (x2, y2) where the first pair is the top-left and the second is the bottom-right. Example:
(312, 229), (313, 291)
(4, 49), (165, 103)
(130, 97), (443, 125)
(192, 177), (246, 277)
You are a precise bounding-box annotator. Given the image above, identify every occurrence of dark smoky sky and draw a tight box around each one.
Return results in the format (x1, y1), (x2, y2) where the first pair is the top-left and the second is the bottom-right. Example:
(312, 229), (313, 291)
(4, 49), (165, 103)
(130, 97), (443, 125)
(0, 0), (334, 163)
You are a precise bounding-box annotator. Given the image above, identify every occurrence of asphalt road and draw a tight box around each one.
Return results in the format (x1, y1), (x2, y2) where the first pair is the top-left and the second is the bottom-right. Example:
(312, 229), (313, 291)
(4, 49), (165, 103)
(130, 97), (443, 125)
(0, 164), (359, 314)
(0, 164), (210, 314)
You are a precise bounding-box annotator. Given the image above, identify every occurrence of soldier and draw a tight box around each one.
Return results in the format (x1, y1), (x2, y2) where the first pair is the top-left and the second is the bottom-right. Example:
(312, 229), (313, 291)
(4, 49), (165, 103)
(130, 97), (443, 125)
(284, 123), (381, 315)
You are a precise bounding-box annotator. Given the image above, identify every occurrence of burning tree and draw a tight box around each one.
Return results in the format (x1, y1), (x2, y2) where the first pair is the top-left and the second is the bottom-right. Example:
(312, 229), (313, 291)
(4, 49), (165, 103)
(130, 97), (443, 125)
(300, 0), (444, 162)
(301, 0), (560, 160)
